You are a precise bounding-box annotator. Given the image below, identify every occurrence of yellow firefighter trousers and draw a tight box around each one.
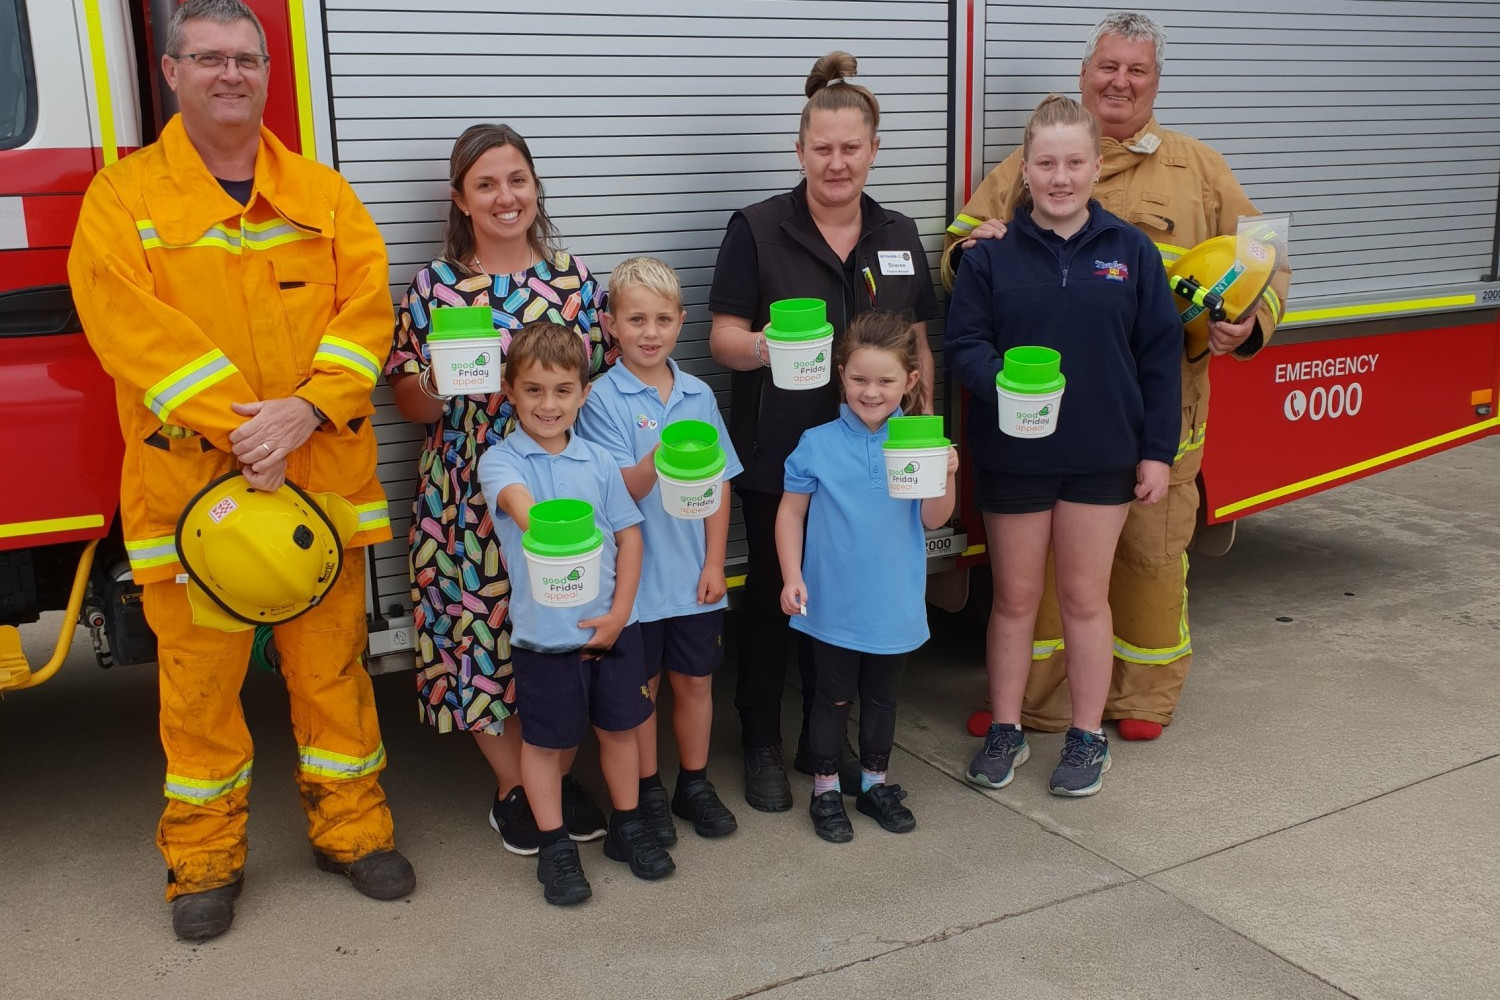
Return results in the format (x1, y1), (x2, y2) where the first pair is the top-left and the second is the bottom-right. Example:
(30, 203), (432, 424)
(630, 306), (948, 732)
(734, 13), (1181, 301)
(143, 548), (394, 900)
(1022, 462), (1199, 732)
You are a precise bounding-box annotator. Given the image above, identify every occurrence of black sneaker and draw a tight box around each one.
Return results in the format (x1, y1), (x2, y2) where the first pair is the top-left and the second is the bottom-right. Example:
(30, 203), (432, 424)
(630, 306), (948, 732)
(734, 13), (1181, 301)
(489, 785), (542, 856)
(603, 815), (676, 880)
(808, 790), (854, 844)
(793, 736), (861, 796)
(640, 783), (678, 848)
(855, 782), (916, 833)
(170, 877), (242, 941)
(1050, 727), (1111, 797)
(671, 777), (738, 838)
(561, 774), (607, 842)
(742, 745), (792, 812)
(536, 839), (592, 906)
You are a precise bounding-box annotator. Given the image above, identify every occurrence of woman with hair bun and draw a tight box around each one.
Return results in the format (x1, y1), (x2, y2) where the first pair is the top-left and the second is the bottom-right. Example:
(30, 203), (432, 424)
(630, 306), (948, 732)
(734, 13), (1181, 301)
(709, 52), (939, 815)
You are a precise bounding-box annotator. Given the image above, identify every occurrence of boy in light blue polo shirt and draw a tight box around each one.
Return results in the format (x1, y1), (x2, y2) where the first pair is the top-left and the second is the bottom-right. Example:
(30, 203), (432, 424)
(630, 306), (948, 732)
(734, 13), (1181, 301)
(478, 321), (674, 906)
(576, 257), (742, 847)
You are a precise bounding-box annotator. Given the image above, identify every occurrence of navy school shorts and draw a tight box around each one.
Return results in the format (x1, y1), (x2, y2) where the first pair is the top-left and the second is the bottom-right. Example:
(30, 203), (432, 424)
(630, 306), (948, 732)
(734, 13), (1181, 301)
(639, 609), (725, 678)
(975, 467), (1137, 515)
(512, 622), (653, 750)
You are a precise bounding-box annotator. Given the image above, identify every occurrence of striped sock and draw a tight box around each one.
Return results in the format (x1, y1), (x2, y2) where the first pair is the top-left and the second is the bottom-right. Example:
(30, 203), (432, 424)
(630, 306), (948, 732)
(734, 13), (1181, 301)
(813, 773), (839, 795)
(861, 769), (885, 793)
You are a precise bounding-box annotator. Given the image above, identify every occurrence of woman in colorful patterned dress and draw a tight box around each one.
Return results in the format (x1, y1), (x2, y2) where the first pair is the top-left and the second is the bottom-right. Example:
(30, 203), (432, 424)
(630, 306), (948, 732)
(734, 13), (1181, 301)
(386, 124), (616, 852)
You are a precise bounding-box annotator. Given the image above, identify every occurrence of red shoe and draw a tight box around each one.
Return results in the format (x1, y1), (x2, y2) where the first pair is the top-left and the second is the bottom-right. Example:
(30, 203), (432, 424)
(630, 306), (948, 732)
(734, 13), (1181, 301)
(965, 709), (993, 738)
(1117, 719), (1163, 741)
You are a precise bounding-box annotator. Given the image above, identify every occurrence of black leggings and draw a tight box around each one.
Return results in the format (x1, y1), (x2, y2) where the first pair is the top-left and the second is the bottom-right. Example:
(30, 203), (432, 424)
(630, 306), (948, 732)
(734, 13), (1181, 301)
(806, 637), (907, 777)
(734, 489), (815, 750)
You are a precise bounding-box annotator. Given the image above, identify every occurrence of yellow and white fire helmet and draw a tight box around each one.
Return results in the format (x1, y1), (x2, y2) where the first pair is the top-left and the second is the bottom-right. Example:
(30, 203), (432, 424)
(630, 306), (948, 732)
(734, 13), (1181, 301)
(175, 472), (359, 632)
(1166, 234), (1279, 360)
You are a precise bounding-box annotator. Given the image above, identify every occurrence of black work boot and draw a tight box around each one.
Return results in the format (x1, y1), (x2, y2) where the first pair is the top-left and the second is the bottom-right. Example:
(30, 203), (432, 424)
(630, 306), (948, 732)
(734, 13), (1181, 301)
(170, 877), (243, 941)
(315, 848), (416, 900)
(742, 745), (792, 812)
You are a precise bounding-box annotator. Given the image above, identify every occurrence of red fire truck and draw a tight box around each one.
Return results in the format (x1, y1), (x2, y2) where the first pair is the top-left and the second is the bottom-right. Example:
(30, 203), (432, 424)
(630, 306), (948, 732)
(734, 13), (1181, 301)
(3, 1), (1497, 692)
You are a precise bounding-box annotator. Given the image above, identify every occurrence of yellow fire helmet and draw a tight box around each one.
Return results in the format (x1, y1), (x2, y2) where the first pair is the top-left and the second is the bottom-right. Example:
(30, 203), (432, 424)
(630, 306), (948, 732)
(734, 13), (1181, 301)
(175, 472), (360, 632)
(1166, 234), (1279, 361)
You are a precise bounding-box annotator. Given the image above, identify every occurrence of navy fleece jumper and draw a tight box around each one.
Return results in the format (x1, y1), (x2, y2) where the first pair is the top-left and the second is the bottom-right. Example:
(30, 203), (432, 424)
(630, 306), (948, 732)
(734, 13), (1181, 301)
(945, 202), (1182, 477)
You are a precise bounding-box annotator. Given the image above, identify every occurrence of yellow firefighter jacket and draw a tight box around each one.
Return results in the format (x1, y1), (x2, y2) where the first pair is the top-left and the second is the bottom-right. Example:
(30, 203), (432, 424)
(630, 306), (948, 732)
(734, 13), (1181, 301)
(68, 116), (393, 584)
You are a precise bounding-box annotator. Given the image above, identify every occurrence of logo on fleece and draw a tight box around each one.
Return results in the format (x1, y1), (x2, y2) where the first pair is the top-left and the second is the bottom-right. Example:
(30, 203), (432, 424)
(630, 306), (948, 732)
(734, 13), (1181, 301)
(1094, 260), (1129, 282)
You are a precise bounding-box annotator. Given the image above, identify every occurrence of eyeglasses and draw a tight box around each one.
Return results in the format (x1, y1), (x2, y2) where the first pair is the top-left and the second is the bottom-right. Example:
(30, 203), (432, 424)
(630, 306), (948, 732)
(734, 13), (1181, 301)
(171, 52), (270, 72)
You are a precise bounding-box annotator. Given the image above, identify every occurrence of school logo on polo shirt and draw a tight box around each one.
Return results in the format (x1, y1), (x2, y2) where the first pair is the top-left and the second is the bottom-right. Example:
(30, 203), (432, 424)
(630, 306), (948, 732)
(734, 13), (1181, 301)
(1094, 260), (1129, 282)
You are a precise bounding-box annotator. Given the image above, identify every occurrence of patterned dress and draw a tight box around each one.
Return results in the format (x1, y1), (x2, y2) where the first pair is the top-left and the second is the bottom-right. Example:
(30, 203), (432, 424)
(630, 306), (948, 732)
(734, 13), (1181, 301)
(386, 252), (612, 734)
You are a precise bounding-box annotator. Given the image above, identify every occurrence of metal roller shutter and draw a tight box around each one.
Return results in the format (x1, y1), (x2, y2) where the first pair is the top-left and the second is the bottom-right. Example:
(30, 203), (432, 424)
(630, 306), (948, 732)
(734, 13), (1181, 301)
(981, 0), (1500, 316)
(318, 1), (953, 620)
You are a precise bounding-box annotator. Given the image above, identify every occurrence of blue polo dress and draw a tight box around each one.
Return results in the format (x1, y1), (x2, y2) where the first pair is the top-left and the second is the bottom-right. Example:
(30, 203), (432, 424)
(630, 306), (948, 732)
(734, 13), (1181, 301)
(784, 405), (929, 655)
(576, 358), (744, 622)
(477, 428), (643, 653)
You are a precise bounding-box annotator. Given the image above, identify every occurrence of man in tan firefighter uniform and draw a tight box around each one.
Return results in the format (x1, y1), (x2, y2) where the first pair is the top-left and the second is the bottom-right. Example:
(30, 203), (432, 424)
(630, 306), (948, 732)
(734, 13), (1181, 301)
(942, 12), (1288, 741)
(67, 0), (412, 939)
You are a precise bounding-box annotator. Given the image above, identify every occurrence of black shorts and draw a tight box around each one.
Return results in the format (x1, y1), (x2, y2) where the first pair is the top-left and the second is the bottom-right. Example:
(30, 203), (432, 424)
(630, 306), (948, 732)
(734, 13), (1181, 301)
(640, 609), (725, 678)
(512, 623), (653, 749)
(976, 467), (1136, 515)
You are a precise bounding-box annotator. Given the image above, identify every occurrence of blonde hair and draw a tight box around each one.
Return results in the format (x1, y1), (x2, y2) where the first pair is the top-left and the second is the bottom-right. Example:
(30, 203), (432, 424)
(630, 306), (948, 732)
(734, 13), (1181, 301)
(1022, 93), (1101, 159)
(502, 322), (589, 387)
(607, 256), (683, 312)
(799, 51), (881, 141)
(836, 309), (925, 415)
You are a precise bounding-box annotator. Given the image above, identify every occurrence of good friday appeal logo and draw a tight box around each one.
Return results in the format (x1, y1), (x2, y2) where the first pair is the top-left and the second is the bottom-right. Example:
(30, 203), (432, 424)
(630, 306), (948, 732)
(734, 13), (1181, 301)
(673, 483), (719, 515)
(1009, 400), (1056, 434)
(447, 351), (497, 389)
(790, 350), (829, 384)
(539, 564), (586, 601)
(887, 460), (923, 493)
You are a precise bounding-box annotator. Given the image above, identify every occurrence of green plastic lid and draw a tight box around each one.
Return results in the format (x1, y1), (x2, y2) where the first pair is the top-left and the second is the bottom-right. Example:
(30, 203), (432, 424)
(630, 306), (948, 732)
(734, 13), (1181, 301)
(996, 345), (1066, 394)
(522, 498), (603, 557)
(428, 304), (496, 342)
(654, 419), (727, 481)
(764, 298), (834, 343)
(883, 415), (950, 451)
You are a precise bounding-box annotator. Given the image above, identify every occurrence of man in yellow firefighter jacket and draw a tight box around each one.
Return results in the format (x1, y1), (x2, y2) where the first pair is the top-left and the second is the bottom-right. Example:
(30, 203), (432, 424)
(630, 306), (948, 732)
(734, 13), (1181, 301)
(941, 12), (1288, 741)
(67, 0), (412, 939)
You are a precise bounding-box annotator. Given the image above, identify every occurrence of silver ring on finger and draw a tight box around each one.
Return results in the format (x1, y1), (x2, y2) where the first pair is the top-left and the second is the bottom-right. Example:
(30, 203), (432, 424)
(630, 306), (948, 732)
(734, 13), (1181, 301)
(261, 441), (273, 455)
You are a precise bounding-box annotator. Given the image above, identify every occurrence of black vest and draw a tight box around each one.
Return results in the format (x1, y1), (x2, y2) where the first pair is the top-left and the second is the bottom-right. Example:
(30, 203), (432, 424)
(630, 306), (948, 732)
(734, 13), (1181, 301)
(728, 183), (931, 492)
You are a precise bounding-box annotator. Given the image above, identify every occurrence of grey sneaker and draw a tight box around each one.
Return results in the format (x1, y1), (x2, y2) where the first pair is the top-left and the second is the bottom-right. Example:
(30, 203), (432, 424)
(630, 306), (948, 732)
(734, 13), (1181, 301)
(1049, 727), (1112, 797)
(966, 723), (1030, 788)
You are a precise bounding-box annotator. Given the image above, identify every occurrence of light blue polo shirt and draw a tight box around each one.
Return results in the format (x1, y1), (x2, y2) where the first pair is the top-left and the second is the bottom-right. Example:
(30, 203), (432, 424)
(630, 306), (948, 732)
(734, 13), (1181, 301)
(785, 405), (929, 655)
(477, 428), (644, 653)
(576, 358), (744, 622)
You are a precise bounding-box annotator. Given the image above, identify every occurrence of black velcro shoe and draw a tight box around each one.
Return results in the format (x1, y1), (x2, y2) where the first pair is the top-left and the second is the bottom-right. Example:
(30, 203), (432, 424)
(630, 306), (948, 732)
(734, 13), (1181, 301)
(855, 783), (916, 833)
(671, 777), (738, 838)
(640, 783), (678, 848)
(603, 815), (676, 880)
(561, 774), (607, 842)
(170, 877), (242, 941)
(742, 745), (792, 812)
(536, 839), (591, 906)
(809, 790), (854, 843)
(315, 848), (416, 900)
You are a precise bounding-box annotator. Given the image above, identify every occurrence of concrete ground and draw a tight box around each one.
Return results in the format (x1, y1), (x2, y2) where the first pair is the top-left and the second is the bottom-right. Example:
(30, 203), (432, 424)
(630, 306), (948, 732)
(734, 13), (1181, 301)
(2, 437), (1496, 1000)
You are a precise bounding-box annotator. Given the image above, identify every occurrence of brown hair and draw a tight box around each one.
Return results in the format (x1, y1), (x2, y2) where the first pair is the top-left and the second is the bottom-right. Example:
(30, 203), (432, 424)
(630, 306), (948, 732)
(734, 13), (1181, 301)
(799, 51), (881, 141)
(607, 256), (683, 312)
(442, 124), (559, 272)
(502, 322), (590, 387)
(836, 309), (925, 415)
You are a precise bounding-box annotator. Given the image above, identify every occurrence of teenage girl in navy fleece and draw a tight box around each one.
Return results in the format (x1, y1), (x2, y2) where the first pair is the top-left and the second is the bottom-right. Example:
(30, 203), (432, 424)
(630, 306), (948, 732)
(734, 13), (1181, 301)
(945, 94), (1181, 799)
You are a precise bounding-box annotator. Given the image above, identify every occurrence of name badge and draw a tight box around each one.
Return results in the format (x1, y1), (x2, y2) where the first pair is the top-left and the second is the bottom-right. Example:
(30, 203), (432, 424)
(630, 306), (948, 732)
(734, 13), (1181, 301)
(877, 250), (915, 276)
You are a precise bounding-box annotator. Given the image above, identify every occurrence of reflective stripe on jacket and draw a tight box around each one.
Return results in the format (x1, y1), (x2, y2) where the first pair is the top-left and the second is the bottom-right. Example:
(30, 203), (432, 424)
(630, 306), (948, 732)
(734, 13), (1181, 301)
(68, 116), (393, 583)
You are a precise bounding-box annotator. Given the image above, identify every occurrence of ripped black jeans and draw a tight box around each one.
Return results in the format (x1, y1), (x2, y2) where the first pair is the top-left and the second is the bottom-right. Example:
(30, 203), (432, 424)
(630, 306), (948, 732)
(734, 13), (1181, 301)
(805, 637), (907, 778)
